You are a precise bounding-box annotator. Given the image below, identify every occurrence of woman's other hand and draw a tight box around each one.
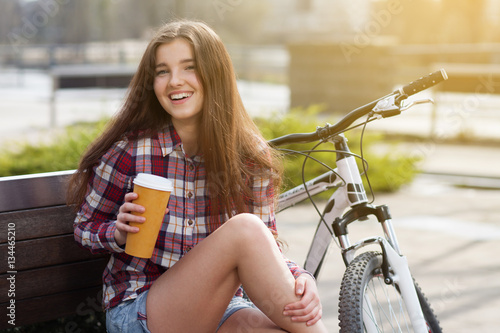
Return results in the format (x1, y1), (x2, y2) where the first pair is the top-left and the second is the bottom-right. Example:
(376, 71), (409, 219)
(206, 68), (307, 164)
(282, 273), (323, 326)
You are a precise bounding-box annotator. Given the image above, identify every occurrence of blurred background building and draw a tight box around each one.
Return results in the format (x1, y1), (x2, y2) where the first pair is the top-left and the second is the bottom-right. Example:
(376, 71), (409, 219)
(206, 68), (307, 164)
(3, 0), (500, 45)
(1, 0), (500, 139)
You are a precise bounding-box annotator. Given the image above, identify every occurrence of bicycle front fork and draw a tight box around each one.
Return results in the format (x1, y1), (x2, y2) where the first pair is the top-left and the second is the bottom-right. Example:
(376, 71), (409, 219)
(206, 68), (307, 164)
(337, 205), (428, 333)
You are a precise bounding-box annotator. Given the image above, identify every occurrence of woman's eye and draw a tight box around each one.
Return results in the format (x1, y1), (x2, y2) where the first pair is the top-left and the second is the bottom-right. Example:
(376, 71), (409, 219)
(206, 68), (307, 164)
(156, 69), (168, 76)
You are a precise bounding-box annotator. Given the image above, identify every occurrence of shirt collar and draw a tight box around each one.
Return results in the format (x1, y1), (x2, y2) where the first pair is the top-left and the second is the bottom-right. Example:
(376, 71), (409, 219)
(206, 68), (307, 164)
(158, 123), (182, 157)
(157, 122), (203, 162)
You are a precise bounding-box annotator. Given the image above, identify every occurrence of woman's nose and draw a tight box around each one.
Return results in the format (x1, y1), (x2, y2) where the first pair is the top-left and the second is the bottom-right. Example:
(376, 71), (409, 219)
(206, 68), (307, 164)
(169, 70), (184, 87)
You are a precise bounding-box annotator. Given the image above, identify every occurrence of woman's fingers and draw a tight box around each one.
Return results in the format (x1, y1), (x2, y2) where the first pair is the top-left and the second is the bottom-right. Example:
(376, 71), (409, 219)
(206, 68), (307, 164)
(283, 274), (323, 325)
(114, 192), (146, 245)
(118, 193), (145, 223)
(114, 192), (169, 245)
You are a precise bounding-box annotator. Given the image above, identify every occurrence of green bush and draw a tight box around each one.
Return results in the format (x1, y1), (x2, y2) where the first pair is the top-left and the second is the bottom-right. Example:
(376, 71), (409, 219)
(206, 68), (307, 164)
(0, 120), (107, 177)
(0, 108), (420, 194)
(0, 107), (420, 332)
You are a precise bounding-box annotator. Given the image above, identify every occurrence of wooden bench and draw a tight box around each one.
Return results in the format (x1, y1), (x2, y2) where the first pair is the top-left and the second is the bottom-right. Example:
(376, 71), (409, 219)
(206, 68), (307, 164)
(0, 170), (108, 329)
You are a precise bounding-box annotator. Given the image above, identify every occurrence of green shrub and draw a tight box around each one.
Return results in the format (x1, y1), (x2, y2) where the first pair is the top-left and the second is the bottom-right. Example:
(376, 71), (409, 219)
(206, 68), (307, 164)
(0, 108), (420, 195)
(0, 120), (107, 177)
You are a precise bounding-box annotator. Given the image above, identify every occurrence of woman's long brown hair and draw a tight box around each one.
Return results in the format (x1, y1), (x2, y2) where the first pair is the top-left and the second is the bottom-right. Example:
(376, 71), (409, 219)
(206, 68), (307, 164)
(67, 20), (282, 226)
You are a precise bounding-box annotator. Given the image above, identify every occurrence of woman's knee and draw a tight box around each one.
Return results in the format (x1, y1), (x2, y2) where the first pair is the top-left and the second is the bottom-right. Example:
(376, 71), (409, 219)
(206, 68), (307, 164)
(224, 213), (274, 244)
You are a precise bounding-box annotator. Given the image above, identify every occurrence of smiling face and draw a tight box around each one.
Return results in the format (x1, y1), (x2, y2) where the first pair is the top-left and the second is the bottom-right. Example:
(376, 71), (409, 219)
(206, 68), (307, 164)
(153, 39), (204, 129)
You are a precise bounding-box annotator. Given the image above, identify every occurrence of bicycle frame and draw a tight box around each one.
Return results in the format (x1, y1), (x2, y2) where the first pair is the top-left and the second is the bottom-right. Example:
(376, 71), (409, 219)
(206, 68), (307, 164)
(276, 133), (428, 333)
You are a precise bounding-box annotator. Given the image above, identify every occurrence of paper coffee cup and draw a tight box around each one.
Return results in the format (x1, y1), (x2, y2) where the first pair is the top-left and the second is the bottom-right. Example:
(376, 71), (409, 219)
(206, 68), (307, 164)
(125, 173), (173, 258)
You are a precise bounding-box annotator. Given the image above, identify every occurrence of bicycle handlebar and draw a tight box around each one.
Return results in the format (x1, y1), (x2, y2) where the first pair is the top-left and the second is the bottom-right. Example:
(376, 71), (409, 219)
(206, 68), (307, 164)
(269, 69), (448, 147)
(397, 68), (448, 97)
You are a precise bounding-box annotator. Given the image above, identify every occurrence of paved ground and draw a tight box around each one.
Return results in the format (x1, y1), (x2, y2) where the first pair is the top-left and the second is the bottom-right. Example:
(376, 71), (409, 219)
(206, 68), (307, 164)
(277, 147), (500, 332)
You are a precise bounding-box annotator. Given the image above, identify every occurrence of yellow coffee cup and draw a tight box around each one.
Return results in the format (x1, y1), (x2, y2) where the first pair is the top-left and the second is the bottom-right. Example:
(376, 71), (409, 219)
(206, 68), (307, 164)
(125, 173), (173, 258)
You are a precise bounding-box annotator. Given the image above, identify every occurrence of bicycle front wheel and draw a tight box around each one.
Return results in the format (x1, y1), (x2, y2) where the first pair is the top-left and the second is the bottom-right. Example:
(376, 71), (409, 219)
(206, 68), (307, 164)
(338, 251), (441, 333)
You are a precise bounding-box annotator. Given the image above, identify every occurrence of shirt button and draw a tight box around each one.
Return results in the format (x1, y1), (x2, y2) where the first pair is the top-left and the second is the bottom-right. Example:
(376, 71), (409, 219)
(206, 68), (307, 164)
(188, 164), (194, 171)
(187, 191), (193, 198)
(186, 246), (192, 252)
(188, 219), (194, 226)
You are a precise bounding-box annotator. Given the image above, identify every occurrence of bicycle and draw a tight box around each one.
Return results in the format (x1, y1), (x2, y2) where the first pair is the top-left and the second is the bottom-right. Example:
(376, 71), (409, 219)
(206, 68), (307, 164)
(270, 69), (448, 332)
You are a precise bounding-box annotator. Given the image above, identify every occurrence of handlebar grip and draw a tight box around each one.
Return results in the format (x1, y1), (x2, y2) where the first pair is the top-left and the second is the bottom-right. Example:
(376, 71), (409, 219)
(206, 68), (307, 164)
(399, 69), (448, 96)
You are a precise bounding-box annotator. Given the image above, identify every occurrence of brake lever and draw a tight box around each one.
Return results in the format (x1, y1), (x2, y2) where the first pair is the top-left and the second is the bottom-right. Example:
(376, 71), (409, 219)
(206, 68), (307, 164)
(372, 96), (434, 119)
(372, 95), (401, 118)
(400, 98), (434, 111)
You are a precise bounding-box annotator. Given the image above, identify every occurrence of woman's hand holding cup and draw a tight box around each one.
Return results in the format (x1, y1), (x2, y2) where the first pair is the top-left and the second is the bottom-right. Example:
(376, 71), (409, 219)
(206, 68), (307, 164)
(115, 192), (145, 246)
(115, 192), (170, 247)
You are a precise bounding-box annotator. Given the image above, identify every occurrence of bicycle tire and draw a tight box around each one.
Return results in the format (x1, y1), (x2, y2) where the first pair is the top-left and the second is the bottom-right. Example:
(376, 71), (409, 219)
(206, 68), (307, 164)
(338, 251), (442, 332)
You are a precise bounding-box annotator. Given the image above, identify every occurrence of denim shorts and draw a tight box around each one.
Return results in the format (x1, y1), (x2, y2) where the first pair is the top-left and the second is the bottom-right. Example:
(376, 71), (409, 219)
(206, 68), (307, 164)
(106, 290), (256, 332)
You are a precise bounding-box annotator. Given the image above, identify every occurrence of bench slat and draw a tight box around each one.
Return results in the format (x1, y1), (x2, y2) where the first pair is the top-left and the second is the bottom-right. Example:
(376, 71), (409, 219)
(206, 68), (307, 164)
(0, 234), (105, 272)
(0, 257), (108, 303)
(1, 286), (104, 329)
(0, 170), (74, 212)
(0, 205), (75, 243)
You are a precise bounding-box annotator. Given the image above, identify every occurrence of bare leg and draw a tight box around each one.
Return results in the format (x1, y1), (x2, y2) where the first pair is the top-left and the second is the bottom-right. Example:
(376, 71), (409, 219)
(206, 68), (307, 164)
(146, 213), (327, 332)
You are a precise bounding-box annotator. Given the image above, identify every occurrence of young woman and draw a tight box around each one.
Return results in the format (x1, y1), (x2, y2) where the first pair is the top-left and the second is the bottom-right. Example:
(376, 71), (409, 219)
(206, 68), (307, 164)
(69, 20), (327, 333)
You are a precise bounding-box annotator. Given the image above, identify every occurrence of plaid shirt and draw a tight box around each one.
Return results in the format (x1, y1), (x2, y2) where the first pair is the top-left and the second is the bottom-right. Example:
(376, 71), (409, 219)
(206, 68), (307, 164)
(74, 123), (310, 310)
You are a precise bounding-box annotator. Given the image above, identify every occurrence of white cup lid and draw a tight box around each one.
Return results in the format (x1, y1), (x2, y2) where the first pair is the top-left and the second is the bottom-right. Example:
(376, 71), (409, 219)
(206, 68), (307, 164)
(133, 173), (173, 191)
